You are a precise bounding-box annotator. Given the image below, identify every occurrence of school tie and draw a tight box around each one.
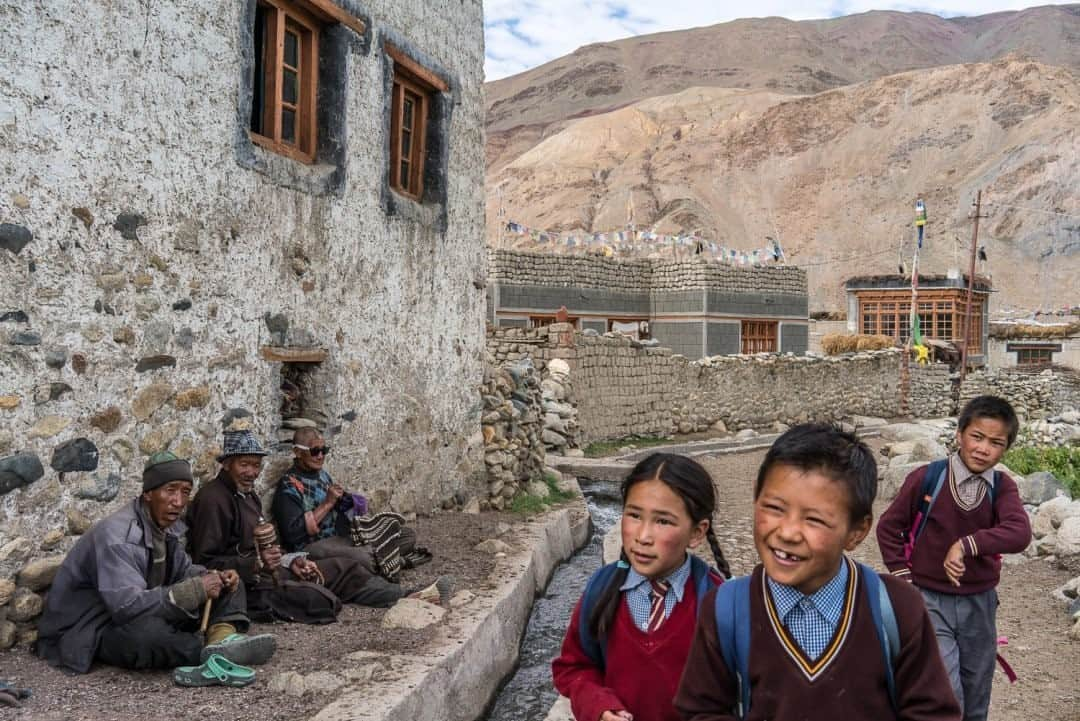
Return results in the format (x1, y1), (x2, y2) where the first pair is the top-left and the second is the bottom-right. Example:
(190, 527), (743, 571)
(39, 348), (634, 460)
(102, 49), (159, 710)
(646, 579), (671, 633)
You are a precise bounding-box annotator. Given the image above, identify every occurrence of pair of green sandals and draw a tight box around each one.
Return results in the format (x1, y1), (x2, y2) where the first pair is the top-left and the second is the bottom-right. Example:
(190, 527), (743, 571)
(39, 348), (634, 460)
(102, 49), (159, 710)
(174, 632), (276, 688)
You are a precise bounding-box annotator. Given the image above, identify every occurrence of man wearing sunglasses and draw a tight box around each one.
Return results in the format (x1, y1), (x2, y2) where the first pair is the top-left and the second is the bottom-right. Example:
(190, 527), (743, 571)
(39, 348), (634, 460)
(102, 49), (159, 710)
(272, 428), (437, 607)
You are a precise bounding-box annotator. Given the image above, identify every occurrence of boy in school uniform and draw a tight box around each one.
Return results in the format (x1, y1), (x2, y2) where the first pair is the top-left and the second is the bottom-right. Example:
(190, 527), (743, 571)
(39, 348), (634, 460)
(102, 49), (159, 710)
(876, 396), (1031, 721)
(675, 424), (960, 721)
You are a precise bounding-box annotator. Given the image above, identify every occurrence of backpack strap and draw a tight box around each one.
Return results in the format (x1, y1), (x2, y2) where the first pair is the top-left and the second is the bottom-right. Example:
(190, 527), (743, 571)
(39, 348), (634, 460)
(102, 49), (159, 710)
(904, 459), (949, 564)
(689, 554), (725, 600)
(714, 574), (752, 719)
(860, 562), (900, 714)
(577, 562), (621, 669)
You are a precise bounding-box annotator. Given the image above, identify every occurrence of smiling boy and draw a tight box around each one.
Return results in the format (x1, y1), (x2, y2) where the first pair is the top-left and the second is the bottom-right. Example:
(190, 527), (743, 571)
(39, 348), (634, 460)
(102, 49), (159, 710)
(877, 396), (1031, 721)
(676, 424), (959, 721)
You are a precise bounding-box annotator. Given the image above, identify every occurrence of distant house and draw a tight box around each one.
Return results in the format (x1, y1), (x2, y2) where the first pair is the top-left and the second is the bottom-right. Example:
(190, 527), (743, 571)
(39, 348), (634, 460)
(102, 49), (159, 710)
(487, 249), (809, 359)
(988, 322), (1080, 369)
(843, 274), (992, 366)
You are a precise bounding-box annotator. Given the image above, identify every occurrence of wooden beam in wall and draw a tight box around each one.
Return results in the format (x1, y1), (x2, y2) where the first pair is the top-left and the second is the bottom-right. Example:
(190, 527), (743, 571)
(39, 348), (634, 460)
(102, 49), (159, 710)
(261, 346), (329, 363)
(297, 0), (367, 37)
(385, 42), (449, 92)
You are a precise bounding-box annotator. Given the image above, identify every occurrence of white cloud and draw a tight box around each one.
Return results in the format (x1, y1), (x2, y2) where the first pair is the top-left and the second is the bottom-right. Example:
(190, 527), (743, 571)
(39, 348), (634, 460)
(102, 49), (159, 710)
(483, 1), (1069, 80)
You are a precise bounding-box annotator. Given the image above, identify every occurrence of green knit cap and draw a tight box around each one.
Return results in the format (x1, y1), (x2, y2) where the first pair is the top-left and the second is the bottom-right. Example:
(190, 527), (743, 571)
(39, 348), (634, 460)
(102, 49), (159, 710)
(142, 451), (193, 491)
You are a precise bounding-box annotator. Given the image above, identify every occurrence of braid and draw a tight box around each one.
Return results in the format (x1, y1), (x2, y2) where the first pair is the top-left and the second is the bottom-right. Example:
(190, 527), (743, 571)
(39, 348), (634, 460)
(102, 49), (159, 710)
(588, 550), (631, 641)
(706, 527), (732, 579)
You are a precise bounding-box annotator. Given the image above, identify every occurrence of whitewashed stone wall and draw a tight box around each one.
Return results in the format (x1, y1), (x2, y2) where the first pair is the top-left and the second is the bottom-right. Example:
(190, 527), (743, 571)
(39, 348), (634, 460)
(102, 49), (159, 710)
(0, 0), (487, 637)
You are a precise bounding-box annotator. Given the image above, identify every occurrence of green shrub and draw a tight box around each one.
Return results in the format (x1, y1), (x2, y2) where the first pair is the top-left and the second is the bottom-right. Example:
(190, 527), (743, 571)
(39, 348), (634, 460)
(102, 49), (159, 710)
(510, 471), (578, 514)
(1004, 445), (1080, 498)
(584, 435), (672, 458)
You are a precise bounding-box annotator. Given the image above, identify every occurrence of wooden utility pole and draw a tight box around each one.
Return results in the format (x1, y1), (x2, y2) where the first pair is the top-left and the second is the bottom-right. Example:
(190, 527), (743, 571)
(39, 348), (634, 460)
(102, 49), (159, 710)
(959, 190), (982, 382)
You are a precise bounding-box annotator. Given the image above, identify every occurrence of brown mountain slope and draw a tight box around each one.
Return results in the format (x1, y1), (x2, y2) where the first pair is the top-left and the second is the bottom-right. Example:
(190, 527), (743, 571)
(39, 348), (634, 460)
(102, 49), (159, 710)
(486, 58), (1080, 312)
(485, 5), (1080, 171)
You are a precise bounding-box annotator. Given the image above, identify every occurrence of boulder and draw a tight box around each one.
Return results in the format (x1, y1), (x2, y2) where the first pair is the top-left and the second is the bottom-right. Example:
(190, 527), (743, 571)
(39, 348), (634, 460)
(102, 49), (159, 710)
(909, 439), (947, 463)
(1032, 511), (1056, 540)
(1070, 619), (1080, 642)
(0, 453), (45, 495)
(269, 671), (307, 697)
(380, 598), (446, 630)
(475, 538), (512, 555)
(17, 556), (64, 591)
(1036, 496), (1080, 530)
(1056, 517), (1080, 557)
(879, 423), (939, 443)
(0, 579), (15, 606)
(879, 463), (923, 501)
(462, 497), (481, 515)
(0, 621), (14, 650)
(51, 438), (100, 473)
(0, 538), (32, 565)
(735, 429), (758, 441)
(1018, 471), (1069, 505)
(7, 587), (43, 622)
(547, 359), (570, 378)
(851, 416), (888, 428)
(526, 480), (551, 498)
(543, 429), (568, 447)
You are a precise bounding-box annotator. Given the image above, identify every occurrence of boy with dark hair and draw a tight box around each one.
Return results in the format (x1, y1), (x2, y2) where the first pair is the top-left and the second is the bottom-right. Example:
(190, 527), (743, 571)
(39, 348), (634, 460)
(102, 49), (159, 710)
(877, 395), (1031, 721)
(676, 423), (959, 721)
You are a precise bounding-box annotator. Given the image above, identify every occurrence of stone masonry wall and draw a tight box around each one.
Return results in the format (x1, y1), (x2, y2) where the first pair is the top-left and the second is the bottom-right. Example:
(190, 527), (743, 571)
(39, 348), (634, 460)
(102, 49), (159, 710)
(909, 363), (954, 418)
(487, 325), (903, 441)
(959, 367), (1080, 420)
(0, 0), (486, 646)
(487, 249), (807, 295)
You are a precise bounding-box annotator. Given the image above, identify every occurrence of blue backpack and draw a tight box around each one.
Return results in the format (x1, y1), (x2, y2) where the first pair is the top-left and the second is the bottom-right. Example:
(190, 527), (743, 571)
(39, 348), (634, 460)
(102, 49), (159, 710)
(903, 458), (999, 563)
(714, 562), (901, 719)
(578, 555), (723, 668)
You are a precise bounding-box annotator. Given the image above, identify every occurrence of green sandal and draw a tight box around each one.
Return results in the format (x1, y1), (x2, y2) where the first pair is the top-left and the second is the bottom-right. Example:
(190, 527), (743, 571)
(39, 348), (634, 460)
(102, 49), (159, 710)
(174, 653), (256, 688)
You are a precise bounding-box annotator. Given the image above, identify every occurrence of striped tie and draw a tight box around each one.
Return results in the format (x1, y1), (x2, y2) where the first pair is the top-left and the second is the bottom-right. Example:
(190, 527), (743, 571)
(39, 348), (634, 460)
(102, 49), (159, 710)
(646, 579), (671, 633)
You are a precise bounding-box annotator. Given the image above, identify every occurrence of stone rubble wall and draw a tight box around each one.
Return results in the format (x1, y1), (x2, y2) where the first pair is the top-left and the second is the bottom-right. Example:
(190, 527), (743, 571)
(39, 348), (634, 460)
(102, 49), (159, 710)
(487, 249), (807, 295)
(479, 357), (545, 510)
(909, 363), (955, 418)
(487, 324), (903, 441)
(959, 367), (1080, 420)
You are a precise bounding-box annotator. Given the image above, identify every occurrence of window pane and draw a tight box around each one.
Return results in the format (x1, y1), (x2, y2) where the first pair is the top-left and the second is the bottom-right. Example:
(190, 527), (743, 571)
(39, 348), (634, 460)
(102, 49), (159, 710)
(282, 108), (296, 143)
(285, 30), (299, 68)
(401, 128), (411, 157)
(250, 5), (268, 134)
(403, 97), (414, 129)
(400, 160), (410, 187)
(283, 69), (298, 105)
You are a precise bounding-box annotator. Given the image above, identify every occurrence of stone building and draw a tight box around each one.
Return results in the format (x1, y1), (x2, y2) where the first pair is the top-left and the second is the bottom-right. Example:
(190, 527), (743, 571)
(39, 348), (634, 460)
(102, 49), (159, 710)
(845, 274), (992, 367)
(987, 325), (1080, 370)
(486, 249), (809, 359)
(0, 0), (487, 554)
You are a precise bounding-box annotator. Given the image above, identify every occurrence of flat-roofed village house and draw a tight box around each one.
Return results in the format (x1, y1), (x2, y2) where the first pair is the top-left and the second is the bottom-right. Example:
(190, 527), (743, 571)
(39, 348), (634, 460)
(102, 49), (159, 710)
(0, 0), (487, 547)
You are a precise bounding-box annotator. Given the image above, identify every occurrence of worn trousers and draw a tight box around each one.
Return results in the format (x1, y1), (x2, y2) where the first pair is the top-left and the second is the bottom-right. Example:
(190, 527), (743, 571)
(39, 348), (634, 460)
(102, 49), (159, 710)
(920, 587), (998, 721)
(96, 586), (249, 670)
(303, 531), (417, 608)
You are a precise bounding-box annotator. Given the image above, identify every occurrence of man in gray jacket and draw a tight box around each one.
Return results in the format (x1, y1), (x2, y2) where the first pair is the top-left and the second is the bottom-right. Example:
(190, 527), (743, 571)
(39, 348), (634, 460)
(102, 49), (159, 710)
(36, 452), (276, 673)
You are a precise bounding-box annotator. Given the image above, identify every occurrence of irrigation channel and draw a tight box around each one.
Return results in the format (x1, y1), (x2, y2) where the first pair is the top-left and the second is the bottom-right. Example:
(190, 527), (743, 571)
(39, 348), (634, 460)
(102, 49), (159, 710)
(483, 478), (622, 721)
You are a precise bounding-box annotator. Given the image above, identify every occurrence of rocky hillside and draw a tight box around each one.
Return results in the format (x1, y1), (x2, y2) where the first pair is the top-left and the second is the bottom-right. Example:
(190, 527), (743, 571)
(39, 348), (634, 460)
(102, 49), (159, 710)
(485, 7), (1080, 312)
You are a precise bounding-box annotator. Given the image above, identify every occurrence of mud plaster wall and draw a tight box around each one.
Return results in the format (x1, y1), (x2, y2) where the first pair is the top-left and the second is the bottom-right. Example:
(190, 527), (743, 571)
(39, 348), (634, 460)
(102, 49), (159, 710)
(0, 0), (487, 560)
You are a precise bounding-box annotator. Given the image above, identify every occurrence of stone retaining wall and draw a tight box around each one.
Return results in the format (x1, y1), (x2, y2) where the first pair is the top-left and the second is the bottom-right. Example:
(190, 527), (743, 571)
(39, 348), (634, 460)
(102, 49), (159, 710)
(909, 363), (954, 418)
(959, 367), (1080, 419)
(487, 325), (904, 441)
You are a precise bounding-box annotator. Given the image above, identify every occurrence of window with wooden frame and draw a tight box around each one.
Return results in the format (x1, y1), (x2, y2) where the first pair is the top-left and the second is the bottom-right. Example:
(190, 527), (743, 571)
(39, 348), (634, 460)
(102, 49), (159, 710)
(250, 0), (324, 163)
(530, 314), (579, 329)
(741, 320), (778, 354)
(386, 44), (448, 201)
(1015, 347), (1054, 367)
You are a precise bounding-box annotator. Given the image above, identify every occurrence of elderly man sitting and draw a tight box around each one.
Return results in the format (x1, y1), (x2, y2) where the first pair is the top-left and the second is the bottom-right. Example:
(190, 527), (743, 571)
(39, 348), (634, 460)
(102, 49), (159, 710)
(36, 453), (276, 674)
(188, 428), (382, 619)
(272, 427), (442, 607)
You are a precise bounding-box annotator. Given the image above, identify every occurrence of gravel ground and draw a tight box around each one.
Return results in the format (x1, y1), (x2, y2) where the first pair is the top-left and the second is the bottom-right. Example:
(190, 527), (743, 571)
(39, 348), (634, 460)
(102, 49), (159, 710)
(0, 511), (515, 721)
(697, 443), (1080, 721)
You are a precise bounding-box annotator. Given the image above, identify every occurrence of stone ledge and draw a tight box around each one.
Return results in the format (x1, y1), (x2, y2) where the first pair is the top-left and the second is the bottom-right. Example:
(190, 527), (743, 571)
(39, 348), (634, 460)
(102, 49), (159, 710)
(260, 346), (329, 363)
(311, 500), (591, 721)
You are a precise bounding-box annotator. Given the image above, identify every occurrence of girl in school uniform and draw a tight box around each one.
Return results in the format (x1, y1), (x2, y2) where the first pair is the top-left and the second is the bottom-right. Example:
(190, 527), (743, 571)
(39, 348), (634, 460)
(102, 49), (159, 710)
(552, 453), (730, 721)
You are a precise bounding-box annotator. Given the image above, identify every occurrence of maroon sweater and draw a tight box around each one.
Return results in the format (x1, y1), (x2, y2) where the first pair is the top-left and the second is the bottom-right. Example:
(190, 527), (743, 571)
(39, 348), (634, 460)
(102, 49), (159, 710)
(554, 578), (700, 721)
(675, 565), (960, 721)
(877, 462), (1031, 594)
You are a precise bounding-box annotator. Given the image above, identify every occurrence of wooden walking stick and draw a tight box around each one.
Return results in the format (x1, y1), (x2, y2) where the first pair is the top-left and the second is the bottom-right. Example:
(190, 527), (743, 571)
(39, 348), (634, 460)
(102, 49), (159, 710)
(199, 597), (212, 635)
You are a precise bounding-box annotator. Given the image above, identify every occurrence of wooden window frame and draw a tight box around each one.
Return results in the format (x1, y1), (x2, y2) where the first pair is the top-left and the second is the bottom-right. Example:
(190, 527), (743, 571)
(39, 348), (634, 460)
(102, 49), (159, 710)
(386, 44), (447, 201)
(741, 320), (778, 354)
(250, 0), (321, 164)
(1015, 347), (1054, 367)
(529, 314), (579, 329)
(854, 289), (985, 353)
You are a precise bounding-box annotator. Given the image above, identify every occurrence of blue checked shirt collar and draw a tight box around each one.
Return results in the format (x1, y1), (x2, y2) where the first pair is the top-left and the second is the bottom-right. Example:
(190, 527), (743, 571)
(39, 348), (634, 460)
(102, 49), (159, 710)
(766, 557), (848, 639)
(620, 554), (692, 631)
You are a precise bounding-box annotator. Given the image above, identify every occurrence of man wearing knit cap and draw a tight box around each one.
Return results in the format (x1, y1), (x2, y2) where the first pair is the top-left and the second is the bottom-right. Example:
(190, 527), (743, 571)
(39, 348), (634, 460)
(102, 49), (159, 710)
(36, 452), (276, 673)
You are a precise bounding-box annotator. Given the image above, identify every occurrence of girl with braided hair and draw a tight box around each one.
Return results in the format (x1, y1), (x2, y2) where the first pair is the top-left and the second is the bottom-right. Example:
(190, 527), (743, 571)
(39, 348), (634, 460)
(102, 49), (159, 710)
(553, 453), (730, 721)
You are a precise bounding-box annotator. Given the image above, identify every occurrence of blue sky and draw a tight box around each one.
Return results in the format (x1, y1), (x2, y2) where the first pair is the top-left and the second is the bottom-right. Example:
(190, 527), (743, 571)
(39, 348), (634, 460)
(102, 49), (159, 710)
(484, 2), (1073, 80)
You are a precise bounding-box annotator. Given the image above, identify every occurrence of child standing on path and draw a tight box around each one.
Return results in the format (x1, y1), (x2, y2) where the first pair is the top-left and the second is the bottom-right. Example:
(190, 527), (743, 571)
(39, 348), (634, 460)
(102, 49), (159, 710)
(877, 396), (1032, 721)
(553, 454), (731, 721)
(676, 424), (960, 721)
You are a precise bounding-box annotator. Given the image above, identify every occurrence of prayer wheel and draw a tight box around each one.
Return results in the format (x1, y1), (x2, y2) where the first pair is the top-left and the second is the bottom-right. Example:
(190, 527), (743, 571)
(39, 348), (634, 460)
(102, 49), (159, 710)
(253, 518), (281, 585)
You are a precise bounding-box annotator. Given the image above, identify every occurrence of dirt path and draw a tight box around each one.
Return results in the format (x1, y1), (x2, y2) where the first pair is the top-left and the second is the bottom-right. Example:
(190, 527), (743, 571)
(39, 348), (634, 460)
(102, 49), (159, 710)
(698, 446), (1080, 721)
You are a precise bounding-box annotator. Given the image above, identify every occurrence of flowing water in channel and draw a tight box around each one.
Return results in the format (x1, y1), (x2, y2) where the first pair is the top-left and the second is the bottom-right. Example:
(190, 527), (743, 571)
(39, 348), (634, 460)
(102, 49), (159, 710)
(483, 479), (622, 721)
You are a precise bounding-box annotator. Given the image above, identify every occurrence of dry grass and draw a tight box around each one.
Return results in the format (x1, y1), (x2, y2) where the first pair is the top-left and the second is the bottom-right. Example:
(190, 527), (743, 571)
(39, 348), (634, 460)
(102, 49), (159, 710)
(989, 321), (1080, 340)
(821, 333), (895, 355)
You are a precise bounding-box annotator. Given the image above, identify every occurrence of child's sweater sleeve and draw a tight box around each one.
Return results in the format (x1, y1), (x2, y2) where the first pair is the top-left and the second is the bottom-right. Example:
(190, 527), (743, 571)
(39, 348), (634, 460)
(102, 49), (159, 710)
(959, 472), (1032, 558)
(884, 575), (962, 721)
(876, 465), (929, 578)
(673, 587), (739, 721)
(552, 598), (627, 721)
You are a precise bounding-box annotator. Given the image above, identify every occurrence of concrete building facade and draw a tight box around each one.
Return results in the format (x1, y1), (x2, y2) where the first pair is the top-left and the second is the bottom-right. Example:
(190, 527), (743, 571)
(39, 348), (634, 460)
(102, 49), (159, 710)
(487, 250), (809, 359)
(0, 0), (487, 549)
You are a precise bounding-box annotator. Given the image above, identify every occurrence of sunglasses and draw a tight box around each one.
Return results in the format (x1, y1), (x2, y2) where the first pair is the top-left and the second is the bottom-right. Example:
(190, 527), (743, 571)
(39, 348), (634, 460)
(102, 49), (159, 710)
(294, 444), (331, 457)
